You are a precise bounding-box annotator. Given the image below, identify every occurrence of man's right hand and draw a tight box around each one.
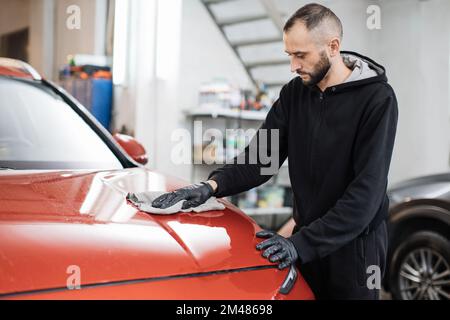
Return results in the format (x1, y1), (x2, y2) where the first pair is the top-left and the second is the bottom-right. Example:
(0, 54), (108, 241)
(151, 181), (216, 210)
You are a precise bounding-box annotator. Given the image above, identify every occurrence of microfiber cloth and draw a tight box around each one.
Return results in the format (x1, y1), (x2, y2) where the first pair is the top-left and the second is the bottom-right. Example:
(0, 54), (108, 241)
(126, 191), (225, 215)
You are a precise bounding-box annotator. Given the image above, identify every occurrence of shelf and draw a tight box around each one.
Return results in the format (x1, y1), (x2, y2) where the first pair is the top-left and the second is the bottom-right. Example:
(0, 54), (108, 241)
(241, 207), (292, 216)
(185, 107), (267, 121)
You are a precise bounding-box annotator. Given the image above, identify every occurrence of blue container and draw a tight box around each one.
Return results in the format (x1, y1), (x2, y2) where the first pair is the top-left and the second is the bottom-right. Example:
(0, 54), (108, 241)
(90, 79), (113, 130)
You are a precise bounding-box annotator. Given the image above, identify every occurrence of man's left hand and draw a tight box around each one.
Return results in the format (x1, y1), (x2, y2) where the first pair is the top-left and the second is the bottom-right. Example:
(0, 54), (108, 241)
(255, 230), (299, 269)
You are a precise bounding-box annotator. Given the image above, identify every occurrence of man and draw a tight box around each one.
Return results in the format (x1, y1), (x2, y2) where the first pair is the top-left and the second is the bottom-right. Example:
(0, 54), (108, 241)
(152, 3), (398, 300)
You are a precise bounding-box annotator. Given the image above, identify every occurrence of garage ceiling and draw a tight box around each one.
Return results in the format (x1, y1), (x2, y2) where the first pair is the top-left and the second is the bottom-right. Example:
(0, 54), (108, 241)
(201, 0), (308, 95)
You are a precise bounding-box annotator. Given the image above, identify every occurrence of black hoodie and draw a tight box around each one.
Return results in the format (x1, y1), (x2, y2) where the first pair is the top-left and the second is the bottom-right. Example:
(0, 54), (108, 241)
(208, 51), (398, 264)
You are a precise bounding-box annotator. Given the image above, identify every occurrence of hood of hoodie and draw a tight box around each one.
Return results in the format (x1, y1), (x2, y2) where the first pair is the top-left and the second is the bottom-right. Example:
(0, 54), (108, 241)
(321, 51), (387, 93)
(342, 52), (381, 82)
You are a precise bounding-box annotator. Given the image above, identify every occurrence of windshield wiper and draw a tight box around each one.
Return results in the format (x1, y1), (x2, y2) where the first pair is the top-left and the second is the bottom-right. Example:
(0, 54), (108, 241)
(0, 167), (17, 170)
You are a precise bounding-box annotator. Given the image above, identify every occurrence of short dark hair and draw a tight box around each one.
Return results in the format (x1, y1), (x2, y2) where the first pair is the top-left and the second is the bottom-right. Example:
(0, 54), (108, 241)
(283, 3), (343, 39)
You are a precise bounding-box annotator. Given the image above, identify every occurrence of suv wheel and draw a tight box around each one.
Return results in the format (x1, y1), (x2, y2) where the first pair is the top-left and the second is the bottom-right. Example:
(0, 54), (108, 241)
(390, 231), (450, 300)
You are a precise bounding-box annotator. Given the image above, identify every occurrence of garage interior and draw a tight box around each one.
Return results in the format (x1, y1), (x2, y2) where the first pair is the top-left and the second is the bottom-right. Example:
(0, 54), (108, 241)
(1, 0), (450, 300)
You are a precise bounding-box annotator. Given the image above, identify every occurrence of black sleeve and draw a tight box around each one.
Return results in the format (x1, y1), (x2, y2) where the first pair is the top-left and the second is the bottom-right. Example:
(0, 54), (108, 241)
(289, 93), (398, 264)
(207, 87), (290, 198)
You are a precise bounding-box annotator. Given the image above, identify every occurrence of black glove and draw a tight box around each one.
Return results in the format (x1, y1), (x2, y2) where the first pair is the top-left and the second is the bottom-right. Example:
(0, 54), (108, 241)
(151, 182), (215, 210)
(255, 230), (299, 270)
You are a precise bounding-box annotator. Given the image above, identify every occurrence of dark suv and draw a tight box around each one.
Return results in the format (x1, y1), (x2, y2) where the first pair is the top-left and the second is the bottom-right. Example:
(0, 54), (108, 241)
(385, 173), (450, 300)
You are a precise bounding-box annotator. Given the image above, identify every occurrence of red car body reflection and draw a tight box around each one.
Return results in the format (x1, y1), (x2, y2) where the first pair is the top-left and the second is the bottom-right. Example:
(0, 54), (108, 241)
(0, 169), (314, 299)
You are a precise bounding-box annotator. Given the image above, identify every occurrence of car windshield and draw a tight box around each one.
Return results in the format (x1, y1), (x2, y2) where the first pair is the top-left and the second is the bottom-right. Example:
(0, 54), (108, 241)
(0, 77), (123, 170)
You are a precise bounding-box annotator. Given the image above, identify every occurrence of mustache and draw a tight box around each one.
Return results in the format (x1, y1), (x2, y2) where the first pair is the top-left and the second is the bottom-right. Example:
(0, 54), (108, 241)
(296, 71), (309, 76)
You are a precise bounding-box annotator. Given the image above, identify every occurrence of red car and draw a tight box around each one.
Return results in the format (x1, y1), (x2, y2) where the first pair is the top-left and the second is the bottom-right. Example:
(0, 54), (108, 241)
(0, 58), (314, 300)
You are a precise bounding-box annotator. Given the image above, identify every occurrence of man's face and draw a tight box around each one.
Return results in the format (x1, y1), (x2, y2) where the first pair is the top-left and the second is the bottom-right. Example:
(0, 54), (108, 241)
(283, 22), (331, 86)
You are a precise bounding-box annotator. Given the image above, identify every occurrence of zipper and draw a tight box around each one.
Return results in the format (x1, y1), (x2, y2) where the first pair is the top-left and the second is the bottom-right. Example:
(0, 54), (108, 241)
(318, 93), (325, 118)
(309, 92), (326, 192)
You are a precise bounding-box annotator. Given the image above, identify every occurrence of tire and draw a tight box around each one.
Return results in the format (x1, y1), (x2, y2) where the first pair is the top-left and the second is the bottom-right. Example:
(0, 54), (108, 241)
(389, 231), (450, 300)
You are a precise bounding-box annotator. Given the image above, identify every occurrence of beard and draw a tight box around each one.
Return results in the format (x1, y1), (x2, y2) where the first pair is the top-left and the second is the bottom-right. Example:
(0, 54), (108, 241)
(298, 51), (331, 87)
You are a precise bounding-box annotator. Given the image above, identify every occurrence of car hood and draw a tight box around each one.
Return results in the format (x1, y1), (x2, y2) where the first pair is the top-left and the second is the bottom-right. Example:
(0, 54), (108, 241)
(0, 168), (270, 295)
(388, 172), (450, 204)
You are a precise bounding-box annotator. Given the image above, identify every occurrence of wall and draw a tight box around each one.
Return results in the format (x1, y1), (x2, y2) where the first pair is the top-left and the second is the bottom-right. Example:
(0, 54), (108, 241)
(167, 0), (254, 181)
(0, 0), (107, 79)
(0, 0), (54, 79)
(53, 0), (107, 78)
(113, 0), (253, 182)
(263, 0), (450, 185)
(368, 0), (450, 184)
(0, 0), (30, 36)
(29, 0), (54, 78)
(121, 0), (450, 185)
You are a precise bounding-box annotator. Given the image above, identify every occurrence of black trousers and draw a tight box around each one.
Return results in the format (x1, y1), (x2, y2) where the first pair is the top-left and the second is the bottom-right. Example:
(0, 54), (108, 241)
(293, 221), (388, 300)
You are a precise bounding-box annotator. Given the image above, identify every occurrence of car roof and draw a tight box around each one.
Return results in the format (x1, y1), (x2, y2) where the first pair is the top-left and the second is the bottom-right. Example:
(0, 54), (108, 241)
(0, 57), (42, 81)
